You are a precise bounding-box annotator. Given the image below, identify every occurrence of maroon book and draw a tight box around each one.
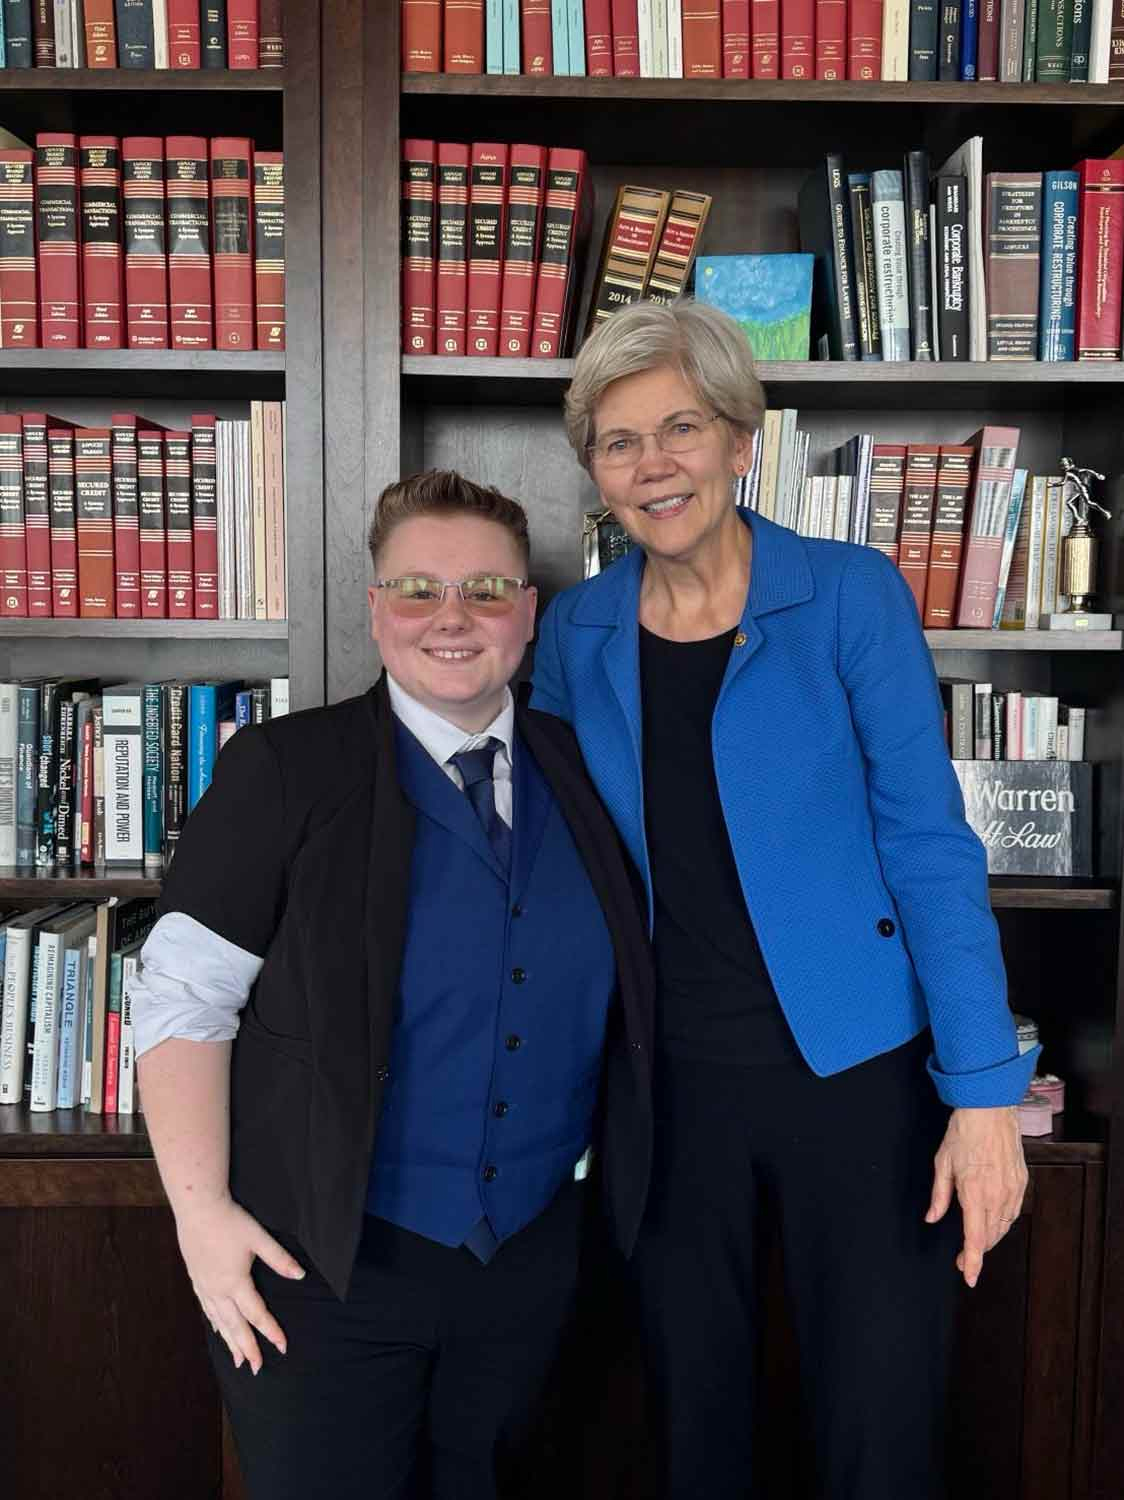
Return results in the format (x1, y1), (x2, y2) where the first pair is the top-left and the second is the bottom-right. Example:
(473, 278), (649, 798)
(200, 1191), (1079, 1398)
(80, 136), (125, 350)
(401, 139), (437, 355)
(168, 0), (201, 66)
(211, 137), (255, 350)
(138, 428), (168, 619)
(123, 137), (169, 350)
(36, 134), (81, 349)
(253, 150), (285, 349)
(48, 424), (78, 618)
(21, 414), (54, 618)
(227, 0), (259, 67)
(0, 416), (27, 617)
(111, 413), (141, 619)
(75, 428), (115, 619)
(436, 143), (470, 357)
(466, 143), (509, 358)
(499, 144), (547, 359)
(191, 414), (219, 619)
(164, 429), (194, 619)
(530, 148), (592, 360)
(259, 0), (284, 65)
(167, 136), (213, 351)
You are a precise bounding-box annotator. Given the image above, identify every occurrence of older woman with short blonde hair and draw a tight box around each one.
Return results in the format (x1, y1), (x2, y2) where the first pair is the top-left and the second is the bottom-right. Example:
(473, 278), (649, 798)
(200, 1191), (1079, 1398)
(532, 299), (1036, 1500)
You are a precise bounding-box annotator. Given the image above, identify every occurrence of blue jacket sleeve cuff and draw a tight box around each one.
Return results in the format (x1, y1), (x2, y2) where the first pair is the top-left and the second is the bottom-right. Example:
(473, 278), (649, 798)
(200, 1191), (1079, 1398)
(927, 1044), (1041, 1108)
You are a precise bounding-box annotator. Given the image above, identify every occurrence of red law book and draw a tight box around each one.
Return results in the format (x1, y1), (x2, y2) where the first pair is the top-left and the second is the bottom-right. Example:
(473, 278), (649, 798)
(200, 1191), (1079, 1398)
(21, 414), (54, 618)
(977, 0), (1000, 79)
(923, 445), (973, 628)
(80, 137), (125, 350)
(445, 0), (483, 69)
(499, 144), (547, 359)
(402, 0), (442, 70)
(753, 0), (781, 73)
(0, 417), (26, 616)
(531, 147), (593, 358)
(78, 711), (94, 863)
(168, 0), (202, 67)
(111, 414), (140, 619)
(684, 0), (722, 72)
(816, 0), (846, 74)
(227, 0), (259, 67)
(781, 0), (815, 76)
(75, 428), (115, 619)
(83, 0), (117, 65)
(0, 151), (38, 348)
(522, 0), (554, 72)
(954, 426), (1020, 628)
(1075, 158), (1124, 360)
(847, 0), (882, 75)
(867, 443), (907, 565)
(436, 142), (470, 356)
(612, 0), (640, 73)
(33, 0), (56, 63)
(190, 413), (218, 619)
(253, 150), (285, 350)
(467, 143), (509, 357)
(259, 0), (284, 65)
(104, 1006), (120, 1112)
(138, 428), (168, 619)
(123, 137), (169, 350)
(48, 424), (78, 618)
(35, 134), (81, 350)
(723, 0), (751, 74)
(164, 429), (194, 619)
(211, 138), (255, 350)
(401, 138), (437, 355)
(586, 0), (613, 72)
(898, 443), (940, 617)
(166, 136), (213, 350)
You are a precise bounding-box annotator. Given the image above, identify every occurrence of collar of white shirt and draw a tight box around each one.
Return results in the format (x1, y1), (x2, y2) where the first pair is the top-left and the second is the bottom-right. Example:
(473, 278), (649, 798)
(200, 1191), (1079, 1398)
(386, 674), (515, 782)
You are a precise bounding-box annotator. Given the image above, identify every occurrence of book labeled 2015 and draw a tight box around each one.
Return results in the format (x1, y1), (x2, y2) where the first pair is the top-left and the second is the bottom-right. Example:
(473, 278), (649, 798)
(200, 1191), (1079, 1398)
(645, 190), (713, 306)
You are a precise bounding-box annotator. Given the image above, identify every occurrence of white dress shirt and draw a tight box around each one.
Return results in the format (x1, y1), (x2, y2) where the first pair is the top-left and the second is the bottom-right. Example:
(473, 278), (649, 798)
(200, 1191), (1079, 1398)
(130, 677), (517, 1059)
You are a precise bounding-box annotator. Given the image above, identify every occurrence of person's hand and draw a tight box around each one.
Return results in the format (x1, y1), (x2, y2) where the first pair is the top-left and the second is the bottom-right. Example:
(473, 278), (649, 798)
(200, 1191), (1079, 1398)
(176, 1194), (305, 1373)
(925, 1105), (1028, 1288)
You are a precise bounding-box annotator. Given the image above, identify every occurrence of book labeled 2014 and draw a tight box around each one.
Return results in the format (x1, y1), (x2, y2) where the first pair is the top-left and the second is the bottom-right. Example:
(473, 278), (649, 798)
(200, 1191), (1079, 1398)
(586, 184), (671, 335)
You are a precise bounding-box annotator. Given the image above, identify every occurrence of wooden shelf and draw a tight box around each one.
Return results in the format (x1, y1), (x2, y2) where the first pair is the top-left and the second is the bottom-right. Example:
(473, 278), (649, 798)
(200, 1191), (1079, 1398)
(0, 868), (162, 898)
(0, 69), (285, 92)
(0, 618), (288, 640)
(0, 349), (284, 399)
(926, 629), (1122, 651)
(987, 877), (1118, 910)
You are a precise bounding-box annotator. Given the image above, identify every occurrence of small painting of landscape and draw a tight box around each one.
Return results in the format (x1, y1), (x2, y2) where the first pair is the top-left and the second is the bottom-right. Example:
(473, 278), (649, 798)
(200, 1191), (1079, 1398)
(695, 254), (814, 361)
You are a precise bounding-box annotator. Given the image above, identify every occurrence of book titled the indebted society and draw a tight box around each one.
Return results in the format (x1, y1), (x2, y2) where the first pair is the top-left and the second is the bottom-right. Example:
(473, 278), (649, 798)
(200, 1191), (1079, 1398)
(695, 254), (814, 360)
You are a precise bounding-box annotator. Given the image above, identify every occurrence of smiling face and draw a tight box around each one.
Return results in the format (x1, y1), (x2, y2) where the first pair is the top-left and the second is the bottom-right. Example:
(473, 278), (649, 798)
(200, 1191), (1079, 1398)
(368, 513), (538, 731)
(589, 362), (754, 564)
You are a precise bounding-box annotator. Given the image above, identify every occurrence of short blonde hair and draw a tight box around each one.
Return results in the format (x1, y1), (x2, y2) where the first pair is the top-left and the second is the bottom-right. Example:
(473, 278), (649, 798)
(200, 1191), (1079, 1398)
(368, 469), (530, 572)
(564, 299), (766, 471)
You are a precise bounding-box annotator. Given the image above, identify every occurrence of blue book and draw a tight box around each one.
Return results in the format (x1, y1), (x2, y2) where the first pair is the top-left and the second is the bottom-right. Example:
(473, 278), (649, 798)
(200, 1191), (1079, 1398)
(3, 0), (31, 67)
(551, 0), (569, 71)
(188, 682), (240, 811)
(486, 0), (504, 72)
(502, 0), (520, 71)
(1038, 169), (1079, 362)
(143, 685), (163, 869)
(567, 0), (586, 74)
(56, 943), (83, 1109)
(235, 689), (253, 728)
(959, 0), (978, 77)
(696, 254), (814, 361)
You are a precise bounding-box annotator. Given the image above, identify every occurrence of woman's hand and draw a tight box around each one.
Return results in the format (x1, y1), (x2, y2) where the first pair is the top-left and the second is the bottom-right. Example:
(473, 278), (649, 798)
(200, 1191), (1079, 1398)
(176, 1195), (306, 1373)
(925, 1105), (1028, 1288)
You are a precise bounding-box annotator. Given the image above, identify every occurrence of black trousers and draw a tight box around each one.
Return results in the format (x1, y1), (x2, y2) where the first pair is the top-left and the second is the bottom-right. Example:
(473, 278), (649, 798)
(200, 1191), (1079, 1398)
(210, 1182), (584, 1500)
(631, 1033), (960, 1500)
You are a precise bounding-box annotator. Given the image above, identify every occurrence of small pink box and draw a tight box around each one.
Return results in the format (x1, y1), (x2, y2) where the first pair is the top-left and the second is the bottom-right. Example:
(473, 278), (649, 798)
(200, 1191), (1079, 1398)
(1018, 1094), (1054, 1138)
(1028, 1074), (1065, 1116)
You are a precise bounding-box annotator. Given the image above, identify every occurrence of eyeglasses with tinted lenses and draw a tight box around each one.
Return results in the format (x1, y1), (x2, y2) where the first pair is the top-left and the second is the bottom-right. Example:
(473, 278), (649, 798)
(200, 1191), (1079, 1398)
(375, 576), (529, 617)
(587, 414), (722, 468)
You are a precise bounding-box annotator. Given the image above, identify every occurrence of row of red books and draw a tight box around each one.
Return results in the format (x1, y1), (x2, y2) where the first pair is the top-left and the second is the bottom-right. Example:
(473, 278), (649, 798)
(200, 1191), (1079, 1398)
(0, 134), (284, 351)
(402, 140), (592, 359)
(0, 407), (287, 621)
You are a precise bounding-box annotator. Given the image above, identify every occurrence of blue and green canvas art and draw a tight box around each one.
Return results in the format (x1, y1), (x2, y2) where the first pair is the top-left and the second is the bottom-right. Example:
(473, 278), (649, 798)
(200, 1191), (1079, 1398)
(695, 254), (814, 361)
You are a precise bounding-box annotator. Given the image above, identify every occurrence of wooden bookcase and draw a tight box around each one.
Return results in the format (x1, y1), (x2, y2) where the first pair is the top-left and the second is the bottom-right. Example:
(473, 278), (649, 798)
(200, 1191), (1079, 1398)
(5, 4), (1124, 1497)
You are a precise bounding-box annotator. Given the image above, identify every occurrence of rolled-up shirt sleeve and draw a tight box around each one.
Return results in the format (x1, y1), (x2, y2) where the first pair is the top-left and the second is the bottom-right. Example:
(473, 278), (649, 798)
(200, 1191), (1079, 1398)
(130, 911), (264, 1059)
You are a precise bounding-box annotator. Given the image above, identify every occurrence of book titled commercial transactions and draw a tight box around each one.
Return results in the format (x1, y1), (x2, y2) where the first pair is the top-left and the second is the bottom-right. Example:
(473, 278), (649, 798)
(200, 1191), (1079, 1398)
(530, 146), (592, 358)
(123, 136), (169, 349)
(80, 136), (125, 349)
(952, 760), (1093, 877)
(36, 133), (81, 349)
(212, 138), (254, 349)
(167, 136), (214, 350)
(585, 184), (671, 335)
(254, 150), (285, 349)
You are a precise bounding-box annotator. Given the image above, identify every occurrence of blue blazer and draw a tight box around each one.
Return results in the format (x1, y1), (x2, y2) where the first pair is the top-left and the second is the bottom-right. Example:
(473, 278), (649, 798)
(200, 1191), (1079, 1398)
(531, 509), (1038, 1109)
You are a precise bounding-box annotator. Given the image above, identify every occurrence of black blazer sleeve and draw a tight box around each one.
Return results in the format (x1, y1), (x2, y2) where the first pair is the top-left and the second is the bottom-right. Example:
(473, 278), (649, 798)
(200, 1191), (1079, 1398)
(158, 724), (289, 958)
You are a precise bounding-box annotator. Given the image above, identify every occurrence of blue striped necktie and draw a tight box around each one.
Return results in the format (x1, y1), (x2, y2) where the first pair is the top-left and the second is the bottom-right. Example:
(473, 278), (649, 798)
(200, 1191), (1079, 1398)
(449, 738), (512, 875)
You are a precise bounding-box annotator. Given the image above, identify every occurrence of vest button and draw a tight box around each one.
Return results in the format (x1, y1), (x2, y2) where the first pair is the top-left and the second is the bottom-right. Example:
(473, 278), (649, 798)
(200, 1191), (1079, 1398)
(493, 1101), (509, 1118)
(511, 904), (524, 918)
(505, 1034), (522, 1051)
(375, 1066), (390, 1083)
(511, 967), (527, 984)
(877, 917), (896, 938)
(482, 1165), (497, 1182)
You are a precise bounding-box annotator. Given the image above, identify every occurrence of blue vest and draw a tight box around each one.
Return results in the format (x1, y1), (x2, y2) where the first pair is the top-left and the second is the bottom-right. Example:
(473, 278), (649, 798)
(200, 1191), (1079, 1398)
(365, 721), (617, 1248)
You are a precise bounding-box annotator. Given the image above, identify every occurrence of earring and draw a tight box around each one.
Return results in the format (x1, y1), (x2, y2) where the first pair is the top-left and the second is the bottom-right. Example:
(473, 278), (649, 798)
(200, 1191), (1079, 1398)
(735, 465), (745, 476)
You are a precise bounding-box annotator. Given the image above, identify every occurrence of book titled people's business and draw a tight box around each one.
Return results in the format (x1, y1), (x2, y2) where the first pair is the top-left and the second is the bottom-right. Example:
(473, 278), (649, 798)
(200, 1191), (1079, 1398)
(695, 254), (814, 360)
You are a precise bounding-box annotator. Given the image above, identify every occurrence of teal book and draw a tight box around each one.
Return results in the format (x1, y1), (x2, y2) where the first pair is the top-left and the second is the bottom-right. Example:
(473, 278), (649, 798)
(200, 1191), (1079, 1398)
(551, 0), (569, 70)
(187, 682), (240, 812)
(567, 0), (586, 73)
(0, 4), (6, 67)
(486, 0), (503, 72)
(695, 254), (814, 361)
(502, 0), (520, 70)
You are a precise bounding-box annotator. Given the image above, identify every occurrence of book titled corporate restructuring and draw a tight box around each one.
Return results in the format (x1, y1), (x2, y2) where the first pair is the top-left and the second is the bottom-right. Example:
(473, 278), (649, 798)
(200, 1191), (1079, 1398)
(695, 254), (813, 360)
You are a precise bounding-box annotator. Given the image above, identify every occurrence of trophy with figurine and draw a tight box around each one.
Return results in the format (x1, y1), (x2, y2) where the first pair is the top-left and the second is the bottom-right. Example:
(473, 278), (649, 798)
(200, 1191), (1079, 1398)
(1046, 458), (1114, 632)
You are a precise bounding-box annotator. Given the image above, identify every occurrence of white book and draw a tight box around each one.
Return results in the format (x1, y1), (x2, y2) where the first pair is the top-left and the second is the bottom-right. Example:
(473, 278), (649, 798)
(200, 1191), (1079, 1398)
(992, 468), (1027, 627)
(1038, 477), (1065, 629)
(56, 923), (92, 1109)
(1066, 706), (1086, 760)
(270, 679), (290, 718)
(1005, 691), (1022, 760)
(652, 0), (669, 74)
(937, 138), (986, 360)
(871, 171), (910, 360)
(757, 409), (782, 520)
(1023, 695), (1042, 760)
(834, 475), (853, 541)
(0, 904), (69, 1103)
(118, 944), (143, 1115)
(638, 0), (656, 73)
(881, 0), (910, 77)
(71, 0), (86, 63)
(1022, 476), (1049, 633)
(796, 478), (813, 536)
(0, 682), (17, 865)
(81, 932), (97, 1105)
(808, 475), (824, 538)
(1056, 724), (1069, 761)
(251, 401), (268, 618)
(30, 907), (93, 1111)
(1090, 0), (1112, 81)
(236, 421), (254, 619)
(774, 409), (799, 530)
(217, 419), (237, 619)
(1039, 696), (1059, 760)
(102, 685), (144, 866)
(153, 0), (168, 66)
(54, 0), (72, 63)
(666, 0), (683, 74)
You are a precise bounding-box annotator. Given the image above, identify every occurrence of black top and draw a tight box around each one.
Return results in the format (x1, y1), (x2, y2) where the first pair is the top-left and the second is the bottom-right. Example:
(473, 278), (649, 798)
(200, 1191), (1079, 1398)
(639, 625), (802, 1067)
